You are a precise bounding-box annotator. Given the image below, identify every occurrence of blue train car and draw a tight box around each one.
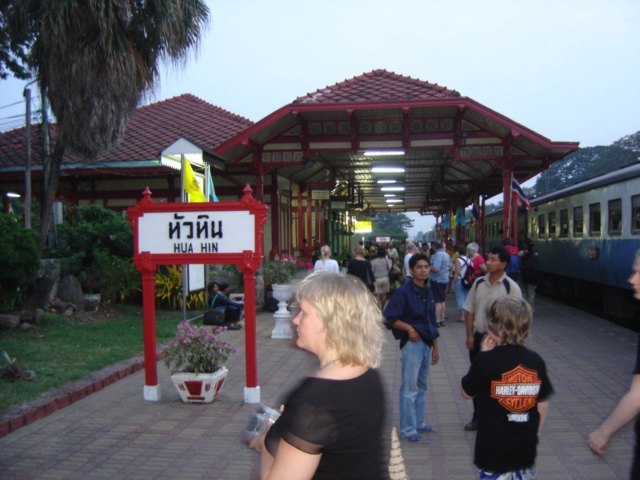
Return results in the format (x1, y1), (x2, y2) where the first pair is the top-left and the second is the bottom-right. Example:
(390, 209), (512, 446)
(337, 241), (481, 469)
(484, 162), (640, 318)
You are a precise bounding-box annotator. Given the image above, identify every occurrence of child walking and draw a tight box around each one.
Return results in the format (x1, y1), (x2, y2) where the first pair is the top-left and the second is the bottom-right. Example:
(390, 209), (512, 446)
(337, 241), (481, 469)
(461, 297), (554, 479)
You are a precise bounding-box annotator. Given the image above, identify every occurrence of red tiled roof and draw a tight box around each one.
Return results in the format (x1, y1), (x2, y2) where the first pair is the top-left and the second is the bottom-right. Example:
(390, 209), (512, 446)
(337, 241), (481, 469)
(0, 94), (253, 168)
(293, 69), (460, 104)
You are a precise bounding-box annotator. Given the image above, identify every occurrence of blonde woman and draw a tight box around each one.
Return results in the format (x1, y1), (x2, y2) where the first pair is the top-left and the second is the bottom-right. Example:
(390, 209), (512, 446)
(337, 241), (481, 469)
(347, 244), (375, 292)
(260, 271), (387, 479)
(313, 245), (339, 273)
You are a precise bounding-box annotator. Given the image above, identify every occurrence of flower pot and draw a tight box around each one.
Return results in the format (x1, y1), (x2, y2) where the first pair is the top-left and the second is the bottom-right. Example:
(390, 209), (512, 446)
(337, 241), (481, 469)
(271, 283), (293, 317)
(271, 283), (294, 339)
(170, 366), (228, 403)
(83, 293), (101, 312)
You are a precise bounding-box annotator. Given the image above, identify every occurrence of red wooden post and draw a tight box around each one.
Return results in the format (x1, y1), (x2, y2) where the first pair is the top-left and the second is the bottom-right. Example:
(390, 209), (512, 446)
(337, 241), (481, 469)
(243, 268), (258, 391)
(141, 264), (159, 400)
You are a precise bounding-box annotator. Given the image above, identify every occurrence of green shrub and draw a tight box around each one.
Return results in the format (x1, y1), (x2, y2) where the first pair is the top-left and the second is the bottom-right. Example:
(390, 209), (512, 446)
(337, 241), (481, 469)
(0, 214), (39, 311)
(55, 205), (133, 260)
(52, 205), (138, 299)
(93, 251), (141, 303)
(155, 265), (205, 310)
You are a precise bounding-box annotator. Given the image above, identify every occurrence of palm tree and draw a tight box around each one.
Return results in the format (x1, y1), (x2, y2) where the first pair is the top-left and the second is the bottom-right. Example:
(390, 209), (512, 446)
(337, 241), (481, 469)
(11, 0), (210, 252)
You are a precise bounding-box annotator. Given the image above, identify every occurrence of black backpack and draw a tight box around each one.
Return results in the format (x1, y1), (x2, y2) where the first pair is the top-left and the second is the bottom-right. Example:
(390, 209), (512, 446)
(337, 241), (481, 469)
(460, 257), (477, 290)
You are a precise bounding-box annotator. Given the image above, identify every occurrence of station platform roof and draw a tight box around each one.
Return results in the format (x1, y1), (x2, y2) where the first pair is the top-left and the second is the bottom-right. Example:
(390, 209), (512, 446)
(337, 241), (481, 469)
(216, 69), (579, 215)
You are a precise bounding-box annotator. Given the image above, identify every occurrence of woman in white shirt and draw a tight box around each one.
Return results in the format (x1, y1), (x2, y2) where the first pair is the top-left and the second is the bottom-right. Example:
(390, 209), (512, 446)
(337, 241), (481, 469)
(314, 245), (340, 273)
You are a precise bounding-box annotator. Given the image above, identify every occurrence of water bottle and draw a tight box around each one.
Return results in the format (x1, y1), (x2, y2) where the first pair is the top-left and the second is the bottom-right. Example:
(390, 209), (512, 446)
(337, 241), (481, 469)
(241, 405), (281, 446)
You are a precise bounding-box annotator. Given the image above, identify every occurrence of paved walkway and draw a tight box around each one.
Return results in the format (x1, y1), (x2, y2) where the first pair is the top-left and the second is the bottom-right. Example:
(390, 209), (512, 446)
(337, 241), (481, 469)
(0, 294), (636, 479)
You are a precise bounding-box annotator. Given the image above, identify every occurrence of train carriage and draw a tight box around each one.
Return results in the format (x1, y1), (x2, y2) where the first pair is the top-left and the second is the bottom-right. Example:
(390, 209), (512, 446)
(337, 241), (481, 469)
(484, 162), (640, 319)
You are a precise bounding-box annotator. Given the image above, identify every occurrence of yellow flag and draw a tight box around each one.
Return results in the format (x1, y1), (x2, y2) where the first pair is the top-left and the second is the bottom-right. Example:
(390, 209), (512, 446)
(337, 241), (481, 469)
(450, 209), (456, 229)
(183, 160), (207, 202)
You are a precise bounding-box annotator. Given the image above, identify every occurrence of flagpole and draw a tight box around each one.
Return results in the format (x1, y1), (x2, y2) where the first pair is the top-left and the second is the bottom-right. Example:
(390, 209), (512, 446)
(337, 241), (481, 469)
(180, 154), (188, 323)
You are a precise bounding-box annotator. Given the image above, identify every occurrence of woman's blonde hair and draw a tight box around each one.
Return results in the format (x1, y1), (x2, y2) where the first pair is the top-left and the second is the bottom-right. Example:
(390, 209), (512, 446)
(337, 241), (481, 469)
(294, 271), (384, 368)
(353, 244), (366, 256)
(487, 296), (532, 345)
(320, 245), (332, 260)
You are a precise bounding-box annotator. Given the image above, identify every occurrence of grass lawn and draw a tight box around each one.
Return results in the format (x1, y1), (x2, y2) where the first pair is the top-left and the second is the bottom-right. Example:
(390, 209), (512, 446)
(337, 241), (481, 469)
(0, 305), (185, 412)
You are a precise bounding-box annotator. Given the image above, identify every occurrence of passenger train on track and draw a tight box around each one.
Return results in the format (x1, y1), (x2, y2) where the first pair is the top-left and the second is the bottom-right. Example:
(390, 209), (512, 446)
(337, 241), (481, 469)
(482, 161), (640, 320)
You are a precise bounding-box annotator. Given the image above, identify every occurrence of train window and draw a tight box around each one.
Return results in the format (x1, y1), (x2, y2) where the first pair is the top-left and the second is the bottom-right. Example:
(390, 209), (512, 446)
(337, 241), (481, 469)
(559, 209), (569, 238)
(573, 206), (583, 237)
(589, 203), (601, 236)
(548, 211), (557, 238)
(633, 195), (640, 234)
(538, 214), (546, 238)
(608, 199), (622, 235)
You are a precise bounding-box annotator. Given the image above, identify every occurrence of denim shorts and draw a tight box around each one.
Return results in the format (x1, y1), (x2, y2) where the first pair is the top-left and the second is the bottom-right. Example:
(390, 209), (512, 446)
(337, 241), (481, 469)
(430, 281), (448, 302)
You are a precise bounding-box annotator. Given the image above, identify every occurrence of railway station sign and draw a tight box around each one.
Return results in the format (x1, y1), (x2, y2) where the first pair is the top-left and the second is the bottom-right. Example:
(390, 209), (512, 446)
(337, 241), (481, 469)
(128, 185), (267, 404)
(137, 210), (255, 255)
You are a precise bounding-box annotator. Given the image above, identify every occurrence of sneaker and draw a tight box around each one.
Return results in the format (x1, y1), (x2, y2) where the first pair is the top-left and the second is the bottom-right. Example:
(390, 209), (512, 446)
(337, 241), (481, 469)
(400, 433), (429, 443)
(417, 425), (438, 433)
(438, 321), (446, 327)
(226, 323), (242, 330)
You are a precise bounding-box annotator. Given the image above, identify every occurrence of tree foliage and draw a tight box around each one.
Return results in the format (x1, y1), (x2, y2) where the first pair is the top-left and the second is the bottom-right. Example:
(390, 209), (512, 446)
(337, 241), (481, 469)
(369, 212), (414, 241)
(534, 131), (640, 195)
(2, 0), (210, 253)
(0, 213), (39, 311)
(0, 1), (33, 79)
(19, 0), (210, 158)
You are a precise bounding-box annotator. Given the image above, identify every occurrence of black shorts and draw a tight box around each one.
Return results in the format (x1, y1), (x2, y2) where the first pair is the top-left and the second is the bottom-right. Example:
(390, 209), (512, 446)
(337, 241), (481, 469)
(431, 282), (448, 302)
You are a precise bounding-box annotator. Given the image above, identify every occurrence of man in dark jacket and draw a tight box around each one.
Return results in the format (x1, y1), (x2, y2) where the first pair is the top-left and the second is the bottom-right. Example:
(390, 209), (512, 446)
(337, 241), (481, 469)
(384, 253), (440, 442)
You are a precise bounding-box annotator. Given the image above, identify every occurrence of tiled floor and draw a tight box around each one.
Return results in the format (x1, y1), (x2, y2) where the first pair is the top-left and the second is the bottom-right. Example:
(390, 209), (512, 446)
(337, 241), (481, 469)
(0, 294), (636, 479)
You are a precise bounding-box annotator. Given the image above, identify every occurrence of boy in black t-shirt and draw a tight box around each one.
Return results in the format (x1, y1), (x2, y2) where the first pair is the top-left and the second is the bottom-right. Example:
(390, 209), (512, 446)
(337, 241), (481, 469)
(462, 297), (553, 480)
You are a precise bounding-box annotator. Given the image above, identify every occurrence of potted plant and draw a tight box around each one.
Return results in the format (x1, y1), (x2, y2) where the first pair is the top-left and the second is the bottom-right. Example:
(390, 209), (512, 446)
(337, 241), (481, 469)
(261, 256), (299, 286)
(163, 322), (236, 403)
(80, 270), (102, 311)
(262, 256), (301, 338)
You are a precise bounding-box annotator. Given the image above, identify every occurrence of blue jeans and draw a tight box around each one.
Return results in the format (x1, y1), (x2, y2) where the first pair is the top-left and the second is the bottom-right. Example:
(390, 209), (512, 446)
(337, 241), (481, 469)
(399, 340), (432, 437)
(454, 278), (469, 310)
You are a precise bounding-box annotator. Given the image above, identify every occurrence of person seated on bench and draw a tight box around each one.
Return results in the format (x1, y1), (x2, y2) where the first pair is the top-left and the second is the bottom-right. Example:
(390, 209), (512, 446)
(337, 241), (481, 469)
(206, 282), (243, 330)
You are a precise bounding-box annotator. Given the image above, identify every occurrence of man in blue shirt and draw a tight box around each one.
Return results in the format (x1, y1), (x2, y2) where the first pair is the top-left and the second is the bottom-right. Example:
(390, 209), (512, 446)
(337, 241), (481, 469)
(384, 253), (440, 442)
(429, 241), (452, 327)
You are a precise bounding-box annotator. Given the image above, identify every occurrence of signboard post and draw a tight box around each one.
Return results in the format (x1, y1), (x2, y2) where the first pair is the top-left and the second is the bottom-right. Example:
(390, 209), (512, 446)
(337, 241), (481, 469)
(128, 185), (267, 403)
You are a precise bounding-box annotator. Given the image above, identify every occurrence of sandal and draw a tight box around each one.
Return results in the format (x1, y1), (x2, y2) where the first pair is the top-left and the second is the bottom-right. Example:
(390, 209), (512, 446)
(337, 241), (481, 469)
(400, 433), (429, 443)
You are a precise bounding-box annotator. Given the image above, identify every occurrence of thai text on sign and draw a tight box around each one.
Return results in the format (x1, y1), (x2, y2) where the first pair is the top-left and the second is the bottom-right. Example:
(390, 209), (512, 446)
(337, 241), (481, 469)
(137, 211), (255, 254)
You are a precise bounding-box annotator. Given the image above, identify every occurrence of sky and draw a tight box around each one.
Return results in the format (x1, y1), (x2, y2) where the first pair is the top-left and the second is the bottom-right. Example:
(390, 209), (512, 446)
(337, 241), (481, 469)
(1, 0), (639, 236)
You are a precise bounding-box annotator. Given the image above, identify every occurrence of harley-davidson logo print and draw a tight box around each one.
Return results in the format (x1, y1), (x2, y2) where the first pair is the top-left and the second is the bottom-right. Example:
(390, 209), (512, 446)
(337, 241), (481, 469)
(491, 365), (541, 422)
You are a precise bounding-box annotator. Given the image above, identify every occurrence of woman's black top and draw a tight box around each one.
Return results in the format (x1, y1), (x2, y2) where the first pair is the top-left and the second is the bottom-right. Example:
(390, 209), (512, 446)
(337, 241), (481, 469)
(265, 368), (387, 479)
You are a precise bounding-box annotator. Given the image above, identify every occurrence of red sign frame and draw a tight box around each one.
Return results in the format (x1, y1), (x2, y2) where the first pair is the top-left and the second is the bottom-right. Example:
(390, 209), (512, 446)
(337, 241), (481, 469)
(127, 185), (267, 402)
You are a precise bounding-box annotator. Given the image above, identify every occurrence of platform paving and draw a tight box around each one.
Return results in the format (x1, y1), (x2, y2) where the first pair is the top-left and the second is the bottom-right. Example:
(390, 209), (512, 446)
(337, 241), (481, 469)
(0, 294), (636, 479)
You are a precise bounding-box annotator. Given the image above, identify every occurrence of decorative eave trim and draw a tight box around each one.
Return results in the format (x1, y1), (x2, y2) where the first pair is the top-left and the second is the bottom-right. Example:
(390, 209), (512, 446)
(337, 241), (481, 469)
(215, 97), (580, 158)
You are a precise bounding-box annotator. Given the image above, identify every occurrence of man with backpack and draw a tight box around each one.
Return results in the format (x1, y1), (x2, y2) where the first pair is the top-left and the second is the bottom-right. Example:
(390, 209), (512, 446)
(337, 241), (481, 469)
(462, 246), (522, 431)
(451, 244), (475, 323)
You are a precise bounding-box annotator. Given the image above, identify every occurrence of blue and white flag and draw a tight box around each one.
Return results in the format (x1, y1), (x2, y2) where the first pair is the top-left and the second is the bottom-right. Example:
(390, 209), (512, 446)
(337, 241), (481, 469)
(511, 177), (531, 210)
(208, 174), (219, 202)
(455, 207), (466, 226)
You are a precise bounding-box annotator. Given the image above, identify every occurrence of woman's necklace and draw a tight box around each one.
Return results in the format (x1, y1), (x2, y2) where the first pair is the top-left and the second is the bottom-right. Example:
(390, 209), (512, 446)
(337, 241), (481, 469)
(319, 359), (338, 370)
